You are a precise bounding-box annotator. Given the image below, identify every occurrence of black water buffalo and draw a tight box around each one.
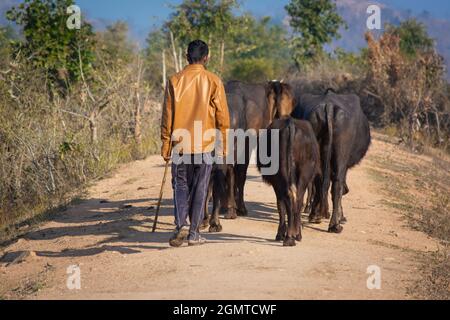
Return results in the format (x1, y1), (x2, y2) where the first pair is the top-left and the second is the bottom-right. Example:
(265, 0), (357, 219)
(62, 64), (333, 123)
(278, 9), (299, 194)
(232, 80), (297, 215)
(292, 89), (371, 233)
(224, 81), (286, 218)
(258, 117), (321, 246)
(204, 92), (243, 232)
(204, 81), (295, 232)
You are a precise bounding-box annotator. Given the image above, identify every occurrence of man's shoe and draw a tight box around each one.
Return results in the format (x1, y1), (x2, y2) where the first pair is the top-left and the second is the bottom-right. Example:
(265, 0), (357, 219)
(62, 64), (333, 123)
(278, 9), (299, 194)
(188, 236), (207, 247)
(169, 226), (189, 247)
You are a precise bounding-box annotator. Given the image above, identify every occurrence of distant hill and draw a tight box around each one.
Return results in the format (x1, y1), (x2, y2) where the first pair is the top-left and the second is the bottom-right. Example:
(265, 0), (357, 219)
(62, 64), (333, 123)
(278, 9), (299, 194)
(333, 0), (450, 78)
(254, 0), (450, 78)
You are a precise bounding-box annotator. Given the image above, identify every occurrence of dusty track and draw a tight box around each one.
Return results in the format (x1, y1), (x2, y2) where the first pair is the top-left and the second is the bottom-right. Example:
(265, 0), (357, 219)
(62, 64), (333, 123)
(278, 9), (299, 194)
(0, 133), (440, 300)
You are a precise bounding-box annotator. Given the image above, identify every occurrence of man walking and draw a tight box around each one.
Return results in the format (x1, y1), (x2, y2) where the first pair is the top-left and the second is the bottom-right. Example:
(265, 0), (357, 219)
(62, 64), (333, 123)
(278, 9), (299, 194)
(161, 40), (230, 247)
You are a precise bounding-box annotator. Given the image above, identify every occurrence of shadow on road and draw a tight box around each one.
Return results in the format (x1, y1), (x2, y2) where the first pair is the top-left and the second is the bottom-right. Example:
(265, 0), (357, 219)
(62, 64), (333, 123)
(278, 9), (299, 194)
(4, 195), (301, 260)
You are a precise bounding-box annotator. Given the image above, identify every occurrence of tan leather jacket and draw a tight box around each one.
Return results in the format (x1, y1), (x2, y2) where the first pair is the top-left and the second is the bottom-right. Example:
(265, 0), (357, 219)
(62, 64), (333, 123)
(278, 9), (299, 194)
(161, 64), (230, 158)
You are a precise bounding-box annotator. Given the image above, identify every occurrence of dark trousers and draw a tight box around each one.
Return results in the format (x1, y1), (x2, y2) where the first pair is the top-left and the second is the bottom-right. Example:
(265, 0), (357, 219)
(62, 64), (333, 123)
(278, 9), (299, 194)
(172, 153), (213, 240)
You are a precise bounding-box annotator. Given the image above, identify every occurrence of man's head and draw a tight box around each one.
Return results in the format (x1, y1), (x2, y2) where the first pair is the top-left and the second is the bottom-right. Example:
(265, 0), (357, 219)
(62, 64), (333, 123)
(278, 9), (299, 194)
(187, 40), (209, 65)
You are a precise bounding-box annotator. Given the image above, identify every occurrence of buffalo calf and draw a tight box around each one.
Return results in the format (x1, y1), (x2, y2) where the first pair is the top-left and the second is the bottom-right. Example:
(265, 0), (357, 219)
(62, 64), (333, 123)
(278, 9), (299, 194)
(258, 117), (321, 246)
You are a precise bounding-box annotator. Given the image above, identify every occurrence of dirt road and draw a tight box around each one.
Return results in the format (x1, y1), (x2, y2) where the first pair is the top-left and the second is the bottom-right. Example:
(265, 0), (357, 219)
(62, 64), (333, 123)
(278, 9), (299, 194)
(0, 133), (440, 300)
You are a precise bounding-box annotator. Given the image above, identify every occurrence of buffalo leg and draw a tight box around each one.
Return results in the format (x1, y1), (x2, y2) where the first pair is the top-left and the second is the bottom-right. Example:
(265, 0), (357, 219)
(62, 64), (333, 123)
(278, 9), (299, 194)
(223, 165), (237, 219)
(235, 163), (249, 216)
(309, 175), (326, 224)
(283, 194), (296, 247)
(209, 183), (223, 232)
(328, 143), (350, 233)
(340, 177), (349, 224)
(201, 177), (213, 230)
(343, 181), (350, 195)
(320, 141), (332, 220)
(340, 203), (347, 224)
(304, 182), (314, 214)
(295, 180), (307, 242)
(329, 177), (344, 233)
(209, 165), (227, 232)
(310, 140), (332, 221)
(275, 199), (287, 241)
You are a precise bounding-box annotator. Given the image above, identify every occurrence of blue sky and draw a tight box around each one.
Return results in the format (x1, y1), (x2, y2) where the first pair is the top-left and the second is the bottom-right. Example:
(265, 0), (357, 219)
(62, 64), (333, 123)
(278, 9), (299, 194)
(72, 0), (450, 44)
(75, 0), (450, 18)
(75, 0), (450, 24)
(2, 0), (449, 43)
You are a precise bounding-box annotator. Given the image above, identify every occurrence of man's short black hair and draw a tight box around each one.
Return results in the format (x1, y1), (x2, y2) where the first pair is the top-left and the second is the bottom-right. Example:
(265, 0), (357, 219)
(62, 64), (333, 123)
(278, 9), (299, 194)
(187, 40), (209, 64)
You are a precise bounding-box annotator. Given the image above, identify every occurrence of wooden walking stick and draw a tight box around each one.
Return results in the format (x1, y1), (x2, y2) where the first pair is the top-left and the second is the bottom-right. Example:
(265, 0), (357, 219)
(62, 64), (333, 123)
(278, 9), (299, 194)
(153, 80), (174, 233)
(152, 158), (171, 233)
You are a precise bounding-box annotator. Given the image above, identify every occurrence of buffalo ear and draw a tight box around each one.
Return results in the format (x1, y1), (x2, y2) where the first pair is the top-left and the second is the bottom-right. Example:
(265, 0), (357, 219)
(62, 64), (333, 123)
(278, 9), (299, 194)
(265, 82), (276, 120)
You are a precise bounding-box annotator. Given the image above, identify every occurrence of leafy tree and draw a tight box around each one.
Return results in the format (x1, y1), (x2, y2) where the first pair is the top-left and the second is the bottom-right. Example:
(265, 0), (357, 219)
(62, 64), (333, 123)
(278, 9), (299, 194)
(333, 47), (367, 70)
(227, 57), (274, 83)
(226, 15), (290, 82)
(146, 1), (291, 84)
(6, 0), (95, 86)
(285, 0), (346, 69)
(96, 21), (135, 68)
(0, 26), (16, 69)
(165, 0), (238, 74)
(386, 19), (434, 58)
(144, 29), (171, 88)
(166, 0), (237, 44)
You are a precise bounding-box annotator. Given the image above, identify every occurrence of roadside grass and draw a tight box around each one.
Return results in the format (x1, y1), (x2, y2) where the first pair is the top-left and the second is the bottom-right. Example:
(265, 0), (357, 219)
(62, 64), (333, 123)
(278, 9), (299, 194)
(367, 132), (450, 299)
(1, 276), (47, 300)
(0, 194), (86, 248)
(0, 258), (56, 300)
(0, 134), (159, 249)
(13, 279), (46, 296)
(9, 276), (48, 299)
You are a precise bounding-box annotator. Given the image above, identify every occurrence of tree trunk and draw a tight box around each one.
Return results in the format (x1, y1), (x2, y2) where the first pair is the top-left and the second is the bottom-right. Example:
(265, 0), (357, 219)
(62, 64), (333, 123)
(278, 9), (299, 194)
(134, 58), (143, 146)
(170, 31), (179, 72)
(220, 40), (225, 73)
(162, 49), (167, 90)
(134, 102), (142, 146)
(425, 112), (431, 142)
(179, 47), (183, 71)
(89, 115), (98, 145)
(208, 34), (213, 66)
(434, 109), (443, 144)
(408, 113), (416, 150)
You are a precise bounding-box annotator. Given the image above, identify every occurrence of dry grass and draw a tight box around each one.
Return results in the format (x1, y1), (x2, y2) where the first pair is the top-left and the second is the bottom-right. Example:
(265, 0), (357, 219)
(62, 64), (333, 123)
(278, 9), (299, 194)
(412, 246), (450, 300)
(367, 132), (450, 299)
(0, 54), (161, 244)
